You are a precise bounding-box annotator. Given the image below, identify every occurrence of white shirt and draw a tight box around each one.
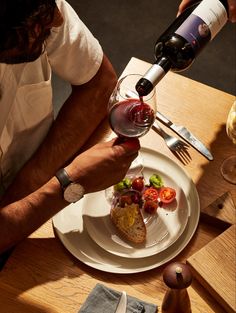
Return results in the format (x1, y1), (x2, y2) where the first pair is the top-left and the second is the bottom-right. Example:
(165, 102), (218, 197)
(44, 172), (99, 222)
(0, 0), (103, 196)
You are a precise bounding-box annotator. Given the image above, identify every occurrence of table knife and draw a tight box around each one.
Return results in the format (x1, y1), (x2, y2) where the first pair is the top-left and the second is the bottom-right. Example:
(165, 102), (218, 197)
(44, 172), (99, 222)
(156, 111), (213, 160)
(115, 291), (127, 313)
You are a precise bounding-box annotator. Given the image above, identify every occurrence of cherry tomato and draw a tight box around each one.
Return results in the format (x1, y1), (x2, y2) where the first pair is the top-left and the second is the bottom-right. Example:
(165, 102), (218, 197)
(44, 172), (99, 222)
(144, 200), (158, 214)
(143, 187), (159, 202)
(159, 187), (176, 203)
(131, 177), (144, 191)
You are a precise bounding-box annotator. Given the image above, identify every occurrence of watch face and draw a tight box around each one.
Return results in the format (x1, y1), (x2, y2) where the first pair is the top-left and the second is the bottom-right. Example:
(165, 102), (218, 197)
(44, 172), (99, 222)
(64, 183), (84, 203)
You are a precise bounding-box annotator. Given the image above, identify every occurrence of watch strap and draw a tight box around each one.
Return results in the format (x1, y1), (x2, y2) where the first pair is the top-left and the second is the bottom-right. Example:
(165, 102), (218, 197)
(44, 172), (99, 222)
(55, 168), (72, 189)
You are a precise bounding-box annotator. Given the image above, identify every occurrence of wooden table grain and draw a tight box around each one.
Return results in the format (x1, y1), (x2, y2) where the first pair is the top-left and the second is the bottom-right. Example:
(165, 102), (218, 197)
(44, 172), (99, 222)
(0, 57), (235, 313)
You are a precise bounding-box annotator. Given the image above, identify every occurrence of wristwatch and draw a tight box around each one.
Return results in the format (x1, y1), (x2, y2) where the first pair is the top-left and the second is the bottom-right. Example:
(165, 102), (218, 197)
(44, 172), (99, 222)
(55, 168), (85, 203)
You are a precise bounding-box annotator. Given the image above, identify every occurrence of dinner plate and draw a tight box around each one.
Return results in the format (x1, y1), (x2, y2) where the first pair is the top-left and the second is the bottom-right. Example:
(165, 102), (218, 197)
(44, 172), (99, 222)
(83, 148), (190, 258)
(52, 149), (200, 274)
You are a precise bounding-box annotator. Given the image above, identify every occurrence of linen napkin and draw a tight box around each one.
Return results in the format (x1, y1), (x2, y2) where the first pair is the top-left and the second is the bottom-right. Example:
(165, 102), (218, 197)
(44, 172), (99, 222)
(79, 283), (158, 313)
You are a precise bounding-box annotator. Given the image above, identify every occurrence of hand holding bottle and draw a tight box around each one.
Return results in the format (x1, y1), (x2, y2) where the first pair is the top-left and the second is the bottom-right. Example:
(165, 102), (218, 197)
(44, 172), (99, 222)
(136, 0), (229, 96)
(178, 0), (236, 22)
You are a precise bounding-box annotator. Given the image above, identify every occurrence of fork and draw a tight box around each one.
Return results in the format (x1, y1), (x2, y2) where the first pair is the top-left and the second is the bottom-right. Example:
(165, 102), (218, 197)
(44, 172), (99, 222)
(152, 121), (191, 164)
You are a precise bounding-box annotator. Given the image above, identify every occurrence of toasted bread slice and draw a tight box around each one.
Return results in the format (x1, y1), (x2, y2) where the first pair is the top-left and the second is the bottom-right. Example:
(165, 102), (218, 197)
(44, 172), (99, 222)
(110, 203), (146, 244)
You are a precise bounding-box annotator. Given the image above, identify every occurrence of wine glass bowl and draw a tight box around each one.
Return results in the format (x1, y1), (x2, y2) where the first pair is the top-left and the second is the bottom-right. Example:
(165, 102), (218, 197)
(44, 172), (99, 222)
(220, 100), (236, 184)
(108, 74), (156, 138)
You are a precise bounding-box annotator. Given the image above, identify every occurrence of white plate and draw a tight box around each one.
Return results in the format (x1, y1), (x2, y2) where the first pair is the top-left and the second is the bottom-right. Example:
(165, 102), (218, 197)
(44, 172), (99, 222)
(52, 149), (200, 274)
(83, 149), (190, 258)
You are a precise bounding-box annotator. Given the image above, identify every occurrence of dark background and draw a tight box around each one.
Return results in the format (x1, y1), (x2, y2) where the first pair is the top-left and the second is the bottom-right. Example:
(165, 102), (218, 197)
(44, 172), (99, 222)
(53, 0), (236, 111)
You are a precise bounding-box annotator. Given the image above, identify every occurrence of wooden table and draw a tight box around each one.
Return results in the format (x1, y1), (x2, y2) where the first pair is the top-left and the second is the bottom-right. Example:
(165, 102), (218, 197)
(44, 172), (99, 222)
(0, 58), (235, 313)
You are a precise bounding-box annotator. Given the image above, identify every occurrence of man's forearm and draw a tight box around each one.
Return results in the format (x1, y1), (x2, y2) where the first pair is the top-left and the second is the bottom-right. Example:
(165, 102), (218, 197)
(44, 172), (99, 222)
(0, 176), (65, 254)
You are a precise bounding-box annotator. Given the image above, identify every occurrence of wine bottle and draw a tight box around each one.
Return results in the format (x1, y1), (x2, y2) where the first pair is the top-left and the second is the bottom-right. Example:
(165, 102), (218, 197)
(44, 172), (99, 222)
(136, 0), (229, 96)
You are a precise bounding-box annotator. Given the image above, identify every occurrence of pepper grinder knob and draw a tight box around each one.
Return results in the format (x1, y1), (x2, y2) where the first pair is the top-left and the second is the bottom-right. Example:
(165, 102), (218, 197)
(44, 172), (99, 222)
(162, 262), (192, 313)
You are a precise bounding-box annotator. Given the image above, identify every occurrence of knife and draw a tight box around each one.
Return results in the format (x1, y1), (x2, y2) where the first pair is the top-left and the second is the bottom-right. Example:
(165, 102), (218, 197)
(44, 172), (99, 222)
(115, 291), (127, 313)
(156, 111), (213, 161)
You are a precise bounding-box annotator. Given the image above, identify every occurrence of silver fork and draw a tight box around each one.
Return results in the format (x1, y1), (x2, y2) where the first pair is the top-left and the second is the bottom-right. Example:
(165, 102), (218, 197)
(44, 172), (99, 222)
(152, 121), (191, 164)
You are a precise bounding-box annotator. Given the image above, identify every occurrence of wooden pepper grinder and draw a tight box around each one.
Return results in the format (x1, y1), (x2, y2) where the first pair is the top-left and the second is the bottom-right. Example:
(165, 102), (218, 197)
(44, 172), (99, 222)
(161, 262), (192, 313)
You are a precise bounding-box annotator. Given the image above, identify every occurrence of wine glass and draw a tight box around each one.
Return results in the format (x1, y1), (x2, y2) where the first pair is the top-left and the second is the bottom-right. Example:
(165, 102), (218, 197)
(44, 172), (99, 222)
(108, 73), (156, 138)
(108, 73), (156, 177)
(220, 100), (236, 184)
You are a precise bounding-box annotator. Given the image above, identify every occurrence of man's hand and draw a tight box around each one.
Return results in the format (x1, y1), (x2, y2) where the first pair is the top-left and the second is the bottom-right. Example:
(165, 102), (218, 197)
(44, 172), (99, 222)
(227, 0), (236, 22)
(177, 0), (194, 15)
(65, 138), (140, 193)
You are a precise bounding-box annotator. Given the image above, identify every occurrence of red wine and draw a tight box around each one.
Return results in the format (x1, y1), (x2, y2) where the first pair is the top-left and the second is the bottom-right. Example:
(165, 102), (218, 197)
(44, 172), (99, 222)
(109, 98), (155, 138)
(136, 0), (228, 96)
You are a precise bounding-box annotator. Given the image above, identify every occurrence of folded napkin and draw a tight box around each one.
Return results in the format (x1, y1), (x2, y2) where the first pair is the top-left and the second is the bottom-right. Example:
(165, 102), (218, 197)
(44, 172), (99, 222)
(79, 283), (158, 313)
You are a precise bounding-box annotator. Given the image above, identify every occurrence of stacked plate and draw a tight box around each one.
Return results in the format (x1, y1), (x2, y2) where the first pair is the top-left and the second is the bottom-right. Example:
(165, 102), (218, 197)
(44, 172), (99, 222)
(52, 148), (200, 274)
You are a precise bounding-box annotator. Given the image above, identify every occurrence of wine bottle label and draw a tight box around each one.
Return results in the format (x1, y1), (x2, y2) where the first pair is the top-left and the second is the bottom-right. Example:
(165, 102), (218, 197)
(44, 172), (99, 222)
(175, 0), (227, 54)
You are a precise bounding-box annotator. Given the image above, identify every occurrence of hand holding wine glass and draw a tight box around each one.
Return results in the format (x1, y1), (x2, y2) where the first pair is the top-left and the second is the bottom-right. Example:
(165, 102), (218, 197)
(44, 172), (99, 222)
(220, 100), (236, 184)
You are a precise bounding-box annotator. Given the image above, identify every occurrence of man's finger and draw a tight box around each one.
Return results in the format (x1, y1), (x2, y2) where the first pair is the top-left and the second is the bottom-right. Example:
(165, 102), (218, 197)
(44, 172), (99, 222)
(112, 138), (140, 156)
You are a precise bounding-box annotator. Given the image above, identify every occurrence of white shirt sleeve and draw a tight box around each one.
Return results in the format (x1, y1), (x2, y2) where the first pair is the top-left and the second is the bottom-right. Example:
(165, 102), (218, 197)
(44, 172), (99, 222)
(46, 0), (103, 85)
